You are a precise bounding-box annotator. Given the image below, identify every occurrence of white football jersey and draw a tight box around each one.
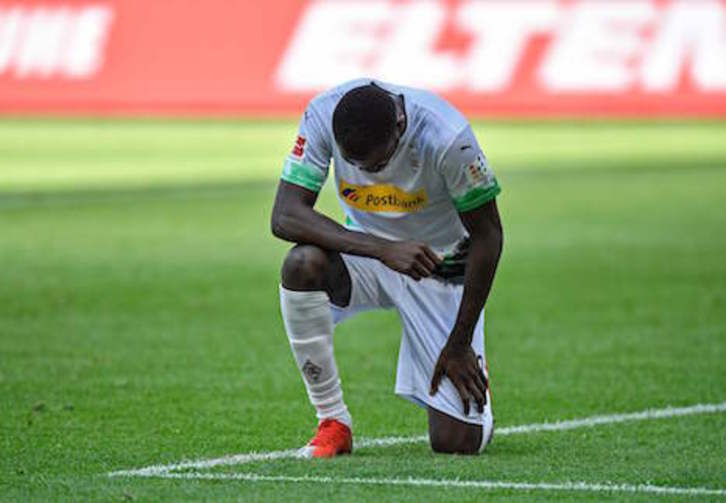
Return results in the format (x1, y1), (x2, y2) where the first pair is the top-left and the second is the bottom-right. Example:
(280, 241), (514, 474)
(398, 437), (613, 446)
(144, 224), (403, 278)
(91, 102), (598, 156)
(281, 79), (500, 254)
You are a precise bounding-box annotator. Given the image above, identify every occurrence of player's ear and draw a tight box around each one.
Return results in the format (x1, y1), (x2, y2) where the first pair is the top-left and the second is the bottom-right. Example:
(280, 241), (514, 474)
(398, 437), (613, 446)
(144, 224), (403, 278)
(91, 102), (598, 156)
(394, 97), (406, 132)
(396, 113), (406, 135)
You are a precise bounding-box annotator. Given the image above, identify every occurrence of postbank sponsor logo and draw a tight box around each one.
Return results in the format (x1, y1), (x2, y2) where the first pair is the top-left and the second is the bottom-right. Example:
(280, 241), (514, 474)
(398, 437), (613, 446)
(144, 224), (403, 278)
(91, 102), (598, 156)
(339, 180), (427, 213)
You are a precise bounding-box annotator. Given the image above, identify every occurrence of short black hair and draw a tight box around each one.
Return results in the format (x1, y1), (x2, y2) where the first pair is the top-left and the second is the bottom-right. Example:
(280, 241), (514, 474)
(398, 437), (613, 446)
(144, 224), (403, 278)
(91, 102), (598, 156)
(332, 84), (397, 160)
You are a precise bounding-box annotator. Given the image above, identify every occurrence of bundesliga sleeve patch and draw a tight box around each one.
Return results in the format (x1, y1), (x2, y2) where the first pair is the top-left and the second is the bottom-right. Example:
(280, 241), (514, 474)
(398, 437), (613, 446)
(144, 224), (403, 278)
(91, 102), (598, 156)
(291, 135), (306, 159)
(280, 133), (329, 192)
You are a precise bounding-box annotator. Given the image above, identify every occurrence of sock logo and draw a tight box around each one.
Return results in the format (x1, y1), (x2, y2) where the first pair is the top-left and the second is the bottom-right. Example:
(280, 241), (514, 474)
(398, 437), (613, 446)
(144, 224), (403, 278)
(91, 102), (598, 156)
(302, 359), (322, 382)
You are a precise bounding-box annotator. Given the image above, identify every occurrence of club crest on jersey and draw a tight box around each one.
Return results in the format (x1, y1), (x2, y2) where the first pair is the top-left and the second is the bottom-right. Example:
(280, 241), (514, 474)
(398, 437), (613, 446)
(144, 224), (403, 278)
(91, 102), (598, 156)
(339, 180), (427, 213)
(291, 135), (306, 159)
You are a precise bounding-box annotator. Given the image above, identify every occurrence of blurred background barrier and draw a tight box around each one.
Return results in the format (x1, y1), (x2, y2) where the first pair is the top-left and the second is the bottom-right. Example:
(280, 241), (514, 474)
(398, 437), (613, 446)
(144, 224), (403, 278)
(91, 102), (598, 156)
(0, 0), (725, 117)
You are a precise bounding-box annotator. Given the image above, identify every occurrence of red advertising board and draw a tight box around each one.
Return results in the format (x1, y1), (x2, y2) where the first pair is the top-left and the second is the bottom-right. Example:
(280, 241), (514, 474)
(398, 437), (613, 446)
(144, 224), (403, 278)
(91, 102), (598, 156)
(1, 0), (725, 117)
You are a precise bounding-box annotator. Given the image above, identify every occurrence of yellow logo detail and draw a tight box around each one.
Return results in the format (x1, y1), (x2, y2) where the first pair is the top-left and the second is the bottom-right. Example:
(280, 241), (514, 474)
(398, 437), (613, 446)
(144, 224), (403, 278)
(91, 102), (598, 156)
(339, 180), (428, 213)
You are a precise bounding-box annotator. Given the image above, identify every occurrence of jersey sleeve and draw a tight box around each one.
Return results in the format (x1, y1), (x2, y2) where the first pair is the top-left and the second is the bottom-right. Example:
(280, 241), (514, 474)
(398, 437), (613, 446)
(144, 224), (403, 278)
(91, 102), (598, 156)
(440, 126), (501, 213)
(280, 102), (331, 193)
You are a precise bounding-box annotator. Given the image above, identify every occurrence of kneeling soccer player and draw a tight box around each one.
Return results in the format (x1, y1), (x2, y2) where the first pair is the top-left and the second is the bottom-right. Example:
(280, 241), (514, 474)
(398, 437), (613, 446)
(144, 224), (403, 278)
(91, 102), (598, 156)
(271, 79), (503, 457)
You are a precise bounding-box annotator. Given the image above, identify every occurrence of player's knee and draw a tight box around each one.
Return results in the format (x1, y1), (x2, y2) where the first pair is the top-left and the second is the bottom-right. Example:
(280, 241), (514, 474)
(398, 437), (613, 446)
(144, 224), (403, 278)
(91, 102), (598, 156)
(428, 407), (485, 455)
(429, 426), (481, 456)
(281, 245), (329, 290)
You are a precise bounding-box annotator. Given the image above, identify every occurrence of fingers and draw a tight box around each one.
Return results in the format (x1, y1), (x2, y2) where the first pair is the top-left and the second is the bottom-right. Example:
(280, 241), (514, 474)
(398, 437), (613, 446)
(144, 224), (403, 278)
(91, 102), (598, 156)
(429, 362), (445, 396)
(414, 243), (442, 275)
(452, 379), (471, 416)
(393, 241), (443, 280)
(422, 245), (443, 266)
(412, 261), (432, 279)
(406, 258), (431, 280)
(430, 348), (489, 415)
(467, 378), (486, 413)
(416, 252), (437, 273)
(452, 370), (486, 415)
(477, 367), (489, 403)
(473, 372), (488, 407)
(470, 362), (487, 410)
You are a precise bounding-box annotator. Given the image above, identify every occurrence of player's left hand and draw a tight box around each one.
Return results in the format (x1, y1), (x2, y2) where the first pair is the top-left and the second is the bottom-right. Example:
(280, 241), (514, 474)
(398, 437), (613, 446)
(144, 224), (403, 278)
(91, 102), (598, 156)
(429, 342), (487, 415)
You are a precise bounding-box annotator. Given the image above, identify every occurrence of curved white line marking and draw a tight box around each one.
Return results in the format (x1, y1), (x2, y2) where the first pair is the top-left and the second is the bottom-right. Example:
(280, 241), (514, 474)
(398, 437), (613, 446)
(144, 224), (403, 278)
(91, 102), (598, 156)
(108, 401), (726, 478)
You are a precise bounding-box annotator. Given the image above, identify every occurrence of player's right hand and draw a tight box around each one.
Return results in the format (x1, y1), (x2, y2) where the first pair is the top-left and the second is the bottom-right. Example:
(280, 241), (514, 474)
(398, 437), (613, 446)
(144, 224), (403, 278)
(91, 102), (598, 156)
(378, 241), (442, 280)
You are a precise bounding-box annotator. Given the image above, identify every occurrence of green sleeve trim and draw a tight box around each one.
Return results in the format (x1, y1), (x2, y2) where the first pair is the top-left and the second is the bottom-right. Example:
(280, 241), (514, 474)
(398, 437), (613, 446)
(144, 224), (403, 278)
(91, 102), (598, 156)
(281, 159), (326, 192)
(344, 215), (362, 229)
(452, 183), (501, 212)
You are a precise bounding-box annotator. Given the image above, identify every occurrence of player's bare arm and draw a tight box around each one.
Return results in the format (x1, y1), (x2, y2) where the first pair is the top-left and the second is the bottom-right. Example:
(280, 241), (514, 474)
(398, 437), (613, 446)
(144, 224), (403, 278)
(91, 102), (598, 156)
(272, 173), (442, 281)
(430, 199), (503, 415)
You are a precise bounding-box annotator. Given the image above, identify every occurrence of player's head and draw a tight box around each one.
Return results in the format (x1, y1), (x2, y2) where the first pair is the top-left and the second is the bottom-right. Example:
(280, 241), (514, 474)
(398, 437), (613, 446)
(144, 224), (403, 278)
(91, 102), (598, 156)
(333, 84), (403, 173)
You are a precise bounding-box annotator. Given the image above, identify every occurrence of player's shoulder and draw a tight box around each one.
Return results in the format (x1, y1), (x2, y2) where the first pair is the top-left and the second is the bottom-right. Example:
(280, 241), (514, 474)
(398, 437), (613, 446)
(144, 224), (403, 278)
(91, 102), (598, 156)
(389, 82), (471, 165)
(404, 86), (468, 133)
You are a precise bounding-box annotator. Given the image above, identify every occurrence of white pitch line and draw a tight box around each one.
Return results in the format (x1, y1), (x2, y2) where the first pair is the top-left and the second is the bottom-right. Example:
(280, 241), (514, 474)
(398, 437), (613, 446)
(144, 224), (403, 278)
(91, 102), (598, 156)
(108, 401), (726, 478)
(496, 401), (726, 435)
(154, 472), (726, 497)
(355, 401), (726, 448)
(110, 449), (304, 477)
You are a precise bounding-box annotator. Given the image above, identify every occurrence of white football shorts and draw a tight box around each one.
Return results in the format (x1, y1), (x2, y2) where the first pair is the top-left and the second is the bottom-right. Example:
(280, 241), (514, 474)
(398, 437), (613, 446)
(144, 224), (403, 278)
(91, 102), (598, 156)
(330, 253), (494, 440)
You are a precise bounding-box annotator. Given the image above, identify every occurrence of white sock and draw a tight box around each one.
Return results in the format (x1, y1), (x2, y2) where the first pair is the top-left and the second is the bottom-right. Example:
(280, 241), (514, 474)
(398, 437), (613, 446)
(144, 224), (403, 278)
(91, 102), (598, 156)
(279, 285), (352, 429)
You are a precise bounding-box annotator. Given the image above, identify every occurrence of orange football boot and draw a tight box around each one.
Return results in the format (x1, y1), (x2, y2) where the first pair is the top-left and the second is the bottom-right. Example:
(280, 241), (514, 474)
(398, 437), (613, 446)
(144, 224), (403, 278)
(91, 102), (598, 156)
(299, 419), (353, 458)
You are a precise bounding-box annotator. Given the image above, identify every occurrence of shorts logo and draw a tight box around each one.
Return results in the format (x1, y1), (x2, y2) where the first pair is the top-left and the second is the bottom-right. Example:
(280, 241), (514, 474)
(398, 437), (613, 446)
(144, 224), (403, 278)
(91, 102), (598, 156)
(291, 135), (306, 158)
(339, 180), (428, 213)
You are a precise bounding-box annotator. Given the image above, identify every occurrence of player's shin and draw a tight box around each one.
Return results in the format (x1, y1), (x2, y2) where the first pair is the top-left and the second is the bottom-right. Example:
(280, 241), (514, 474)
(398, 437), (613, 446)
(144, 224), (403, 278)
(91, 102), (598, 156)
(279, 286), (352, 429)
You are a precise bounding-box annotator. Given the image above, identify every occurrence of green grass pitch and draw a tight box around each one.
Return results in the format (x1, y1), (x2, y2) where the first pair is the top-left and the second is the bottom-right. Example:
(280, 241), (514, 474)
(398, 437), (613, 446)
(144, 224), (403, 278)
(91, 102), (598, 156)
(1, 119), (725, 501)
